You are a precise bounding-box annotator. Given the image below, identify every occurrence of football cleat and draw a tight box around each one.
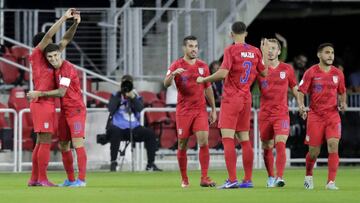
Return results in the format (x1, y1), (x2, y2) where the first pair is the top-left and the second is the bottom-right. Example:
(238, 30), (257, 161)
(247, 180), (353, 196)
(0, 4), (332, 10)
(58, 179), (77, 187)
(181, 179), (190, 188)
(217, 179), (239, 189)
(69, 179), (86, 187)
(27, 180), (40, 187)
(200, 176), (216, 187)
(266, 176), (275, 188)
(38, 180), (57, 187)
(274, 177), (285, 187)
(325, 181), (339, 190)
(304, 176), (314, 189)
(238, 180), (254, 188)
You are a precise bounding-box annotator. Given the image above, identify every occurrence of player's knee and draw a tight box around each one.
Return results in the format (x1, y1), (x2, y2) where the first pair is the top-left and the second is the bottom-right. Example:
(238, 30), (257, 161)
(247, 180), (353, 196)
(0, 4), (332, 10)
(178, 139), (188, 150)
(261, 142), (273, 149)
(38, 133), (52, 144)
(327, 142), (338, 153)
(59, 142), (71, 151)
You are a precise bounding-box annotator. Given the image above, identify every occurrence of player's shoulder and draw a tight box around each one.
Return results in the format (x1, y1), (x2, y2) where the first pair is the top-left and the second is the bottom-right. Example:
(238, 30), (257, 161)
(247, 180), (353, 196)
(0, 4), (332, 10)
(170, 58), (183, 67)
(331, 65), (343, 74)
(279, 62), (293, 71)
(306, 65), (318, 73)
(196, 59), (208, 66)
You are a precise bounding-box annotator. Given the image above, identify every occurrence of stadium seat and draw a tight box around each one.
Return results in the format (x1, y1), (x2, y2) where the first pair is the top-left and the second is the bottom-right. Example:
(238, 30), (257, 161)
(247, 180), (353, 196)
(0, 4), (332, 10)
(209, 121), (222, 149)
(0, 54), (21, 84)
(94, 91), (112, 107)
(8, 87), (33, 150)
(0, 102), (9, 129)
(159, 127), (177, 149)
(138, 91), (159, 107)
(10, 45), (30, 60)
(157, 90), (166, 103)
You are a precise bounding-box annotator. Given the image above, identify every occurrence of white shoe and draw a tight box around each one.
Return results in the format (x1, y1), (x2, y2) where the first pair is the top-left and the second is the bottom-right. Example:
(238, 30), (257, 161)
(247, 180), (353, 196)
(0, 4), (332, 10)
(181, 180), (189, 188)
(325, 181), (339, 190)
(274, 177), (285, 187)
(266, 176), (275, 188)
(304, 176), (314, 189)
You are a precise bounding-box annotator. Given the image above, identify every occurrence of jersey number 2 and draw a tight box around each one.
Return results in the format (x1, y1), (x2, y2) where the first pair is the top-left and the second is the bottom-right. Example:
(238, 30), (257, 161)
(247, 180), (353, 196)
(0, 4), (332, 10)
(240, 61), (252, 83)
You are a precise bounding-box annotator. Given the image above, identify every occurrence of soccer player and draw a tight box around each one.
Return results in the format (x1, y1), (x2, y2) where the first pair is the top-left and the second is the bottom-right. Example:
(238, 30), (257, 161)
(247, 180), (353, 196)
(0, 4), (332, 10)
(27, 13), (87, 187)
(164, 35), (217, 188)
(197, 21), (268, 189)
(298, 43), (346, 190)
(257, 38), (300, 187)
(27, 8), (78, 187)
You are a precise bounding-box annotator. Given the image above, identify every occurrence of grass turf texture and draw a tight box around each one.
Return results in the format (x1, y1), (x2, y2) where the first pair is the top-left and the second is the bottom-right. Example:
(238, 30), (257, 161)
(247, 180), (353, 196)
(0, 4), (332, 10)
(0, 168), (359, 203)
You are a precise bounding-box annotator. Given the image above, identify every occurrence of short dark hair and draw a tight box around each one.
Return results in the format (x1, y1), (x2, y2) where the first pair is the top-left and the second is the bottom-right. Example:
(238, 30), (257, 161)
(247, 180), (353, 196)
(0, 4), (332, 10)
(183, 35), (197, 46)
(44, 43), (60, 55)
(317, 43), (334, 53)
(121, 74), (133, 82)
(32, 32), (46, 47)
(231, 21), (247, 35)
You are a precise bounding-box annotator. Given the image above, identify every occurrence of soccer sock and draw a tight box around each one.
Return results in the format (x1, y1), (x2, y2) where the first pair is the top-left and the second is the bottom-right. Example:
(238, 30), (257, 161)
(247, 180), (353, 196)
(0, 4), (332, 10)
(263, 148), (274, 177)
(240, 140), (254, 181)
(37, 143), (51, 182)
(222, 138), (237, 182)
(275, 142), (286, 178)
(75, 147), (87, 181)
(30, 144), (40, 181)
(177, 149), (188, 181)
(305, 152), (317, 176)
(199, 145), (210, 178)
(328, 152), (339, 183)
(61, 150), (75, 182)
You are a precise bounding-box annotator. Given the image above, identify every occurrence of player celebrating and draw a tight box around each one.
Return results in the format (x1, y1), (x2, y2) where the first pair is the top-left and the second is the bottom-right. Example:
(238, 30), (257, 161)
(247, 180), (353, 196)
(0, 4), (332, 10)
(27, 8), (78, 187)
(197, 21), (268, 189)
(257, 38), (300, 187)
(164, 35), (217, 188)
(27, 12), (87, 188)
(298, 43), (346, 190)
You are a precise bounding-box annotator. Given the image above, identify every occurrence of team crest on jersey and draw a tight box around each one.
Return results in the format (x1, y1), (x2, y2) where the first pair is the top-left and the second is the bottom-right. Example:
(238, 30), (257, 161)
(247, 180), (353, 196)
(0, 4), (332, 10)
(280, 71), (286, 79)
(198, 68), (204, 75)
(44, 122), (49, 129)
(333, 75), (338, 84)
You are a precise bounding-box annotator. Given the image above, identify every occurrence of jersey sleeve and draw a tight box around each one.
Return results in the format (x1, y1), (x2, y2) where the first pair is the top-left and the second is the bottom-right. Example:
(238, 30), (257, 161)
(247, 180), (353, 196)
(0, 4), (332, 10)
(220, 47), (232, 71)
(166, 61), (178, 76)
(288, 65), (297, 88)
(298, 69), (312, 94)
(255, 48), (266, 73)
(338, 70), (346, 94)
(59, 66), (74, 88)
(203, 64), (211, 89)
(29, 47), (43, 71)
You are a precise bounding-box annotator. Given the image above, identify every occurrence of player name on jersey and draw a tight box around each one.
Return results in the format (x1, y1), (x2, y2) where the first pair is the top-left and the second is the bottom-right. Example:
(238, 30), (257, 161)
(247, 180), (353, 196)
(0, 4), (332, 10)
(241, 52), (255, 58)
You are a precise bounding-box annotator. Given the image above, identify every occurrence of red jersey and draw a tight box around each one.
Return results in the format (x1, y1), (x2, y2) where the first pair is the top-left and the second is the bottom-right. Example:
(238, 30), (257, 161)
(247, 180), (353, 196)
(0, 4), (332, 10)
(167, 58), (211, 115)
(29, 47), (56, 103)
(298, 65), (346, 116)
(221, 43), (265, 102)
(257, 62), (297, 117)
(54, 60), (86, 116)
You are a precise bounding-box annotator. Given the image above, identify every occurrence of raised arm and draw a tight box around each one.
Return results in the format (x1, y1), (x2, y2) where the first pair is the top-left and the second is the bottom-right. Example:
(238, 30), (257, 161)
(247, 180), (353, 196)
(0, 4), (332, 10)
(37, 8), (75, 51)
(58, 11), (81, 52)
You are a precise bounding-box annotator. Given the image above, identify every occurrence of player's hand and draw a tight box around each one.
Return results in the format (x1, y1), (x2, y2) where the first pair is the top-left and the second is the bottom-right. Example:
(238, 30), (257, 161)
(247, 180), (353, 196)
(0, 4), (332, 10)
(338, 102), (347, 112)
(27, 91), (41, 100)
(171, 68), (186, 76)
(73, 11), (81, 24)
(299, 105), (307, 120)
(125, 90), (136, 99)
(196, 76), (205, 84)
(209, 109), (217, 124)
(64, 8), (76, 19)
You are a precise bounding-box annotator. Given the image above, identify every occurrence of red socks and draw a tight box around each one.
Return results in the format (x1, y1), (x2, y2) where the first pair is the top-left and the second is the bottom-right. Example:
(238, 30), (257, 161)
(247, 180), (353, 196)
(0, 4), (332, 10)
(177, 149), (188, 181)
(61, 150), (75, 181)
(30, 144), (40, 181)
(37, 143), (51, 182)
(75, 147), (87, 181)
(263, 148), (274, 177)
(275, 142), (286, 178)
(199, 145), (209, 178)
(222, 138), (237, 182)
(240, 140), (253, 181)
(328, 152), (339, 182)
(305, 152), (316, 176)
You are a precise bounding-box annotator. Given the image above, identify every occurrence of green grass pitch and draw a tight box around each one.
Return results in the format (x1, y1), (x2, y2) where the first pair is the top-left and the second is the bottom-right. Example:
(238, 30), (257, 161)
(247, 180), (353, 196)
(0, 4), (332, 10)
(0, 167), (359, 203)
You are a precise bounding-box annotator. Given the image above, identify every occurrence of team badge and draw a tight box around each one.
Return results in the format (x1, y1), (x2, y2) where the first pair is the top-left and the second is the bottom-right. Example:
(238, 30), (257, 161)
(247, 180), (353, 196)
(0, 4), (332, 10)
(332, 75), (338, 84)
(280, 71), (286, 79)
(178, 128), (183, 135)
(44, 122), (49, 129)
(198, 68), (204, 75)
